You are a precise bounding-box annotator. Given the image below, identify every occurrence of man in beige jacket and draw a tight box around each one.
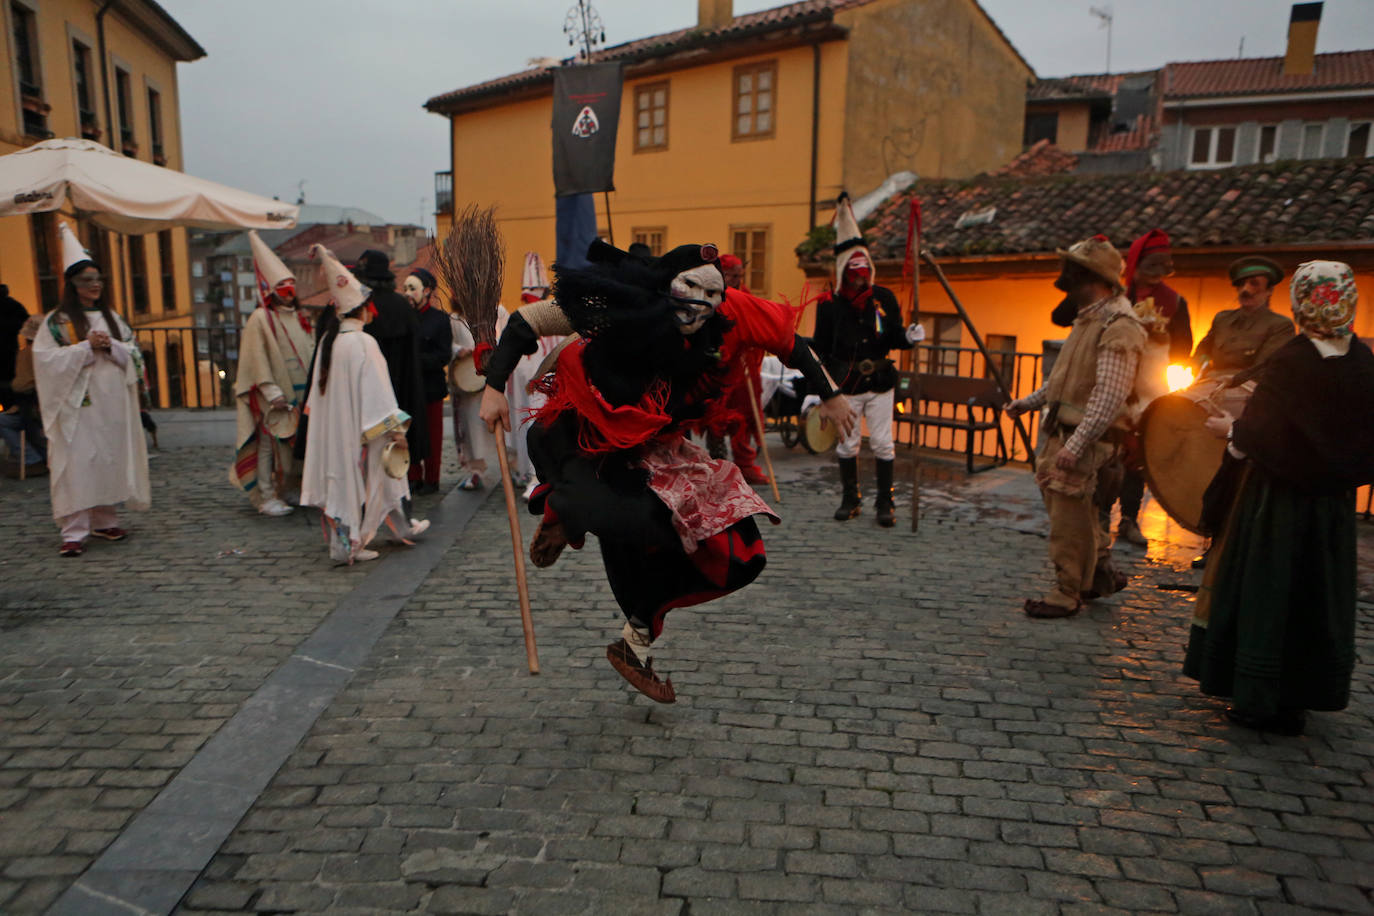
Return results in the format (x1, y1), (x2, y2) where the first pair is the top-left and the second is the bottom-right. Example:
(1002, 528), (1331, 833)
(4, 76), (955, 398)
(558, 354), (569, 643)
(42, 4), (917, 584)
(1008, 236), (1147, 618)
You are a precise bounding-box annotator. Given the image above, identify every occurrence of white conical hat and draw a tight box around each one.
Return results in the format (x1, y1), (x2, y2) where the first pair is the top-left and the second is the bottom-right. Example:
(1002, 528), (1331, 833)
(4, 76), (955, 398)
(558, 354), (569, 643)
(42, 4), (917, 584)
(59, 220), (93, 273)
(249, 230), (294, 293)
(309, 243), (370, 314)
(521, 251), (550, 294)
(831, 191), (871, 287)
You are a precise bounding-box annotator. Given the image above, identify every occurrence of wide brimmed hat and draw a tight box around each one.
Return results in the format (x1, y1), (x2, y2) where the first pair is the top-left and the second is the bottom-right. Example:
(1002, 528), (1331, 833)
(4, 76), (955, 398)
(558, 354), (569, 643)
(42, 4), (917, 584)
(353, 249), (394, 284)
(250, 230), (295, 301)
(382, 439), (410, 479)
(310, 244), (371, 314)
(1228, 256), (1283, 287)
(831, 192), (871, 287)
(1056, 235), (1124, 290)
(264, 403), (298, 439)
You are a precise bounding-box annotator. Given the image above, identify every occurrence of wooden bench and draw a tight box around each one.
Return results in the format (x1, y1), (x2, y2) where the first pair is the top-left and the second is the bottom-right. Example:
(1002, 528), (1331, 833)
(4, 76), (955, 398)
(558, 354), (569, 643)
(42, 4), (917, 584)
(894, 371), (1009, 473)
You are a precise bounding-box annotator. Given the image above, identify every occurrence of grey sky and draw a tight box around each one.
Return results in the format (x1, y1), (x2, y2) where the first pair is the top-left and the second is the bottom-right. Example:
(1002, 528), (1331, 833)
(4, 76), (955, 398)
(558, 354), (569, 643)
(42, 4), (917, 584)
(160, 0), (1374, 231)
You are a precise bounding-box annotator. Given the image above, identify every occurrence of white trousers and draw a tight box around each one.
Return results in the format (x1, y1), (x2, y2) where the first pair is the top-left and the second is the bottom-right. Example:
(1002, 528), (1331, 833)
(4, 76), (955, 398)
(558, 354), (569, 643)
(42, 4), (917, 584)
(836, 389), (896, 461)
(60, 505), (117, 542)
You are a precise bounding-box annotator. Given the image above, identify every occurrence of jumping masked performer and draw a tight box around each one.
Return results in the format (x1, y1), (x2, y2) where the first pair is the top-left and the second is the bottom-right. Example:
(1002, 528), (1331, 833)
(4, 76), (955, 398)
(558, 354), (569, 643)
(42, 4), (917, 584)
(813, 193), (923, 527)
(301, 245), (428, 565)
(230, 231), (315, 516)
(479, 241), (854, 703)
(33, 222), (149, 557)
(708, 253), (770, 485)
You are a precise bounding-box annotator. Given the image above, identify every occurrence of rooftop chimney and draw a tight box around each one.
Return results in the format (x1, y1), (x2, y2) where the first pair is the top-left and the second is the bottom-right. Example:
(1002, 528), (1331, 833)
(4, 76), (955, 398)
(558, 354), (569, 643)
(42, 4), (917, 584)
(1283, 2), (1322, 76)
(698, 0), (733, 30)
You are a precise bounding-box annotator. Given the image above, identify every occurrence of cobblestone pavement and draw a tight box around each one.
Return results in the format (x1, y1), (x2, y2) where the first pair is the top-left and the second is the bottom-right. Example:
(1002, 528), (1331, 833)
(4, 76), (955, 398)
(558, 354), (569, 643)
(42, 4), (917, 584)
(2, 423), (1372, 914)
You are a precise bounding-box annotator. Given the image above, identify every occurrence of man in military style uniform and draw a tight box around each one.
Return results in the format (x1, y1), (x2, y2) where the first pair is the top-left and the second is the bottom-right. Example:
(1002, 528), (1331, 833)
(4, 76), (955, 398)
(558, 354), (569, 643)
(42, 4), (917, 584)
(1193, 256), (1293, 377)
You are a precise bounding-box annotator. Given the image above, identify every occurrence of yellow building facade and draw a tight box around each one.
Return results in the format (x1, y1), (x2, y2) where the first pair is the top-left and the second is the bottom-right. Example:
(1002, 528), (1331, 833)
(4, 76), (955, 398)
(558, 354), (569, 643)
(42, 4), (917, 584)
(0, 0), (205, 406)
(426, 0), (1032, 323)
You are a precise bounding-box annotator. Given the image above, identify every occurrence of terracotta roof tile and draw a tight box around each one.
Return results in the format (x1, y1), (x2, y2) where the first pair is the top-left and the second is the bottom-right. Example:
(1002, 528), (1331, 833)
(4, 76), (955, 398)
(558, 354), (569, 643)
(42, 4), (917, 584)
(810, 158), (1374, 261)
(1091, 113), (1157, 153)
(425, 0), (872, 111)
(1027, 72), (1134, 101)
(1164, 49), (1374, 98)
(994, 140), (1078, 177)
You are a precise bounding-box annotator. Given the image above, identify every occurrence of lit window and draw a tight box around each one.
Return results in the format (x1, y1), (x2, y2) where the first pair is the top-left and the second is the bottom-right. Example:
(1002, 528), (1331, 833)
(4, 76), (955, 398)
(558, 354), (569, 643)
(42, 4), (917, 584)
(634, 81), (668, 152)
(733, 61), (777, 141)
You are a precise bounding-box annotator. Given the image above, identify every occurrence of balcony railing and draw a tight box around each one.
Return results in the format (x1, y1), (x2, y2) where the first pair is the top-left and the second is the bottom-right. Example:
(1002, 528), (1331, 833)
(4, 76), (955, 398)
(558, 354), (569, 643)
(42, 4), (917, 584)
(133, 324), (241, 409)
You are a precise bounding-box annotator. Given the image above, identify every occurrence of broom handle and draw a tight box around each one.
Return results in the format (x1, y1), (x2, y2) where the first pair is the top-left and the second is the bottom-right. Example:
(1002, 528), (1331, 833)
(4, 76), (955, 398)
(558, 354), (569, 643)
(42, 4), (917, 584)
(493, 431), (540, 674)
(742, 372), (781, 503)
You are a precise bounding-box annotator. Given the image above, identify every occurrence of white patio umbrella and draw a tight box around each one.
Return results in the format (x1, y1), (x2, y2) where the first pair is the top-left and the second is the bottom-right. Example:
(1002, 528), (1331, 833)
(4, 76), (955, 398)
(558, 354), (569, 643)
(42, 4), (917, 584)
(0, 137), (297, 232)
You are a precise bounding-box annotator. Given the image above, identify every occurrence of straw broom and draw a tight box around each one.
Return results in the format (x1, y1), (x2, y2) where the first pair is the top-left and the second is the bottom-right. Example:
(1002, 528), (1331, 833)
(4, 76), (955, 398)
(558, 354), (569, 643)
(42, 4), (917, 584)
(434, 206), (540, 675)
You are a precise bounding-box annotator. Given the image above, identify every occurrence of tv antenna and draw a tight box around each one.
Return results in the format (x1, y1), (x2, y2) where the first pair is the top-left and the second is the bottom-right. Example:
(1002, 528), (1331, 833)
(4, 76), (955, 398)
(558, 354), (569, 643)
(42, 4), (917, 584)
(295, 179), (306, 206)
(1090, 5), (1114, 73)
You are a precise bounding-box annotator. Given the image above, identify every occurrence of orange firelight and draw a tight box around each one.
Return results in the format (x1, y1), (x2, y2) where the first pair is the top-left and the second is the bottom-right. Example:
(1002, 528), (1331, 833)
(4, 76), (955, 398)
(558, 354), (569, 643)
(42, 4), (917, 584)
(1166, 364), (1195, 392)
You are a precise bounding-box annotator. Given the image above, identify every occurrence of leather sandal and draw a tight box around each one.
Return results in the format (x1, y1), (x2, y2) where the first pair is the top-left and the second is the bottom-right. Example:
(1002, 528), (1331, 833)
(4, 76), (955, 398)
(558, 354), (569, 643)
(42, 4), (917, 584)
(1024, 598), (1082, 619)
(529, 517), (568, 568)
(606, 639), (676, 704)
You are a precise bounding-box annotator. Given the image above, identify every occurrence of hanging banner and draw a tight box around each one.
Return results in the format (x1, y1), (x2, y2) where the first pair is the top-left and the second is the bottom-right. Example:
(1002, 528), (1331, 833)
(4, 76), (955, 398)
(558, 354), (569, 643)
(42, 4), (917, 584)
(551, 62), (622, 197)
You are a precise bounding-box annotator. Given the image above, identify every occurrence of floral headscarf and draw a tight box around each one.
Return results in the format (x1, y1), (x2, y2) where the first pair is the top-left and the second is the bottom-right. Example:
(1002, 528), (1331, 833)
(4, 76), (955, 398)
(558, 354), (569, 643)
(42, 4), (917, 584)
(1290, 260), (1357, 340)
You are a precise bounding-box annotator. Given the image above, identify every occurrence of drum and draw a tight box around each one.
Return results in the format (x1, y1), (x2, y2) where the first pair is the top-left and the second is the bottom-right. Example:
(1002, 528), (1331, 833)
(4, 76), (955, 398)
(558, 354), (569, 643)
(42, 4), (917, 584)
(448, 354), (485, 394)
(1138, 373), (1254, 534)
(381, 439), (410, 480)
(800, 404), (838, 455)
(264, 404), (298, 440)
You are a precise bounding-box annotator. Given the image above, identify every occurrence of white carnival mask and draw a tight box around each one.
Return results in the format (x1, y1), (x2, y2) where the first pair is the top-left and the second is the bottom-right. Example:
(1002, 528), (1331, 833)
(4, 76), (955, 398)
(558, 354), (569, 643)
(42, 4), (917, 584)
(403, 275), (426, 306)
(669, 264), (725, 335)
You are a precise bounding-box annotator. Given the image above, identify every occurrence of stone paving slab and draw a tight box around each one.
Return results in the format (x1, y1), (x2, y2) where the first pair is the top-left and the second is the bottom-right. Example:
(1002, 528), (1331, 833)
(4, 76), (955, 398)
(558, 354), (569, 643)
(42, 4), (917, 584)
(3, 432), (1372, 914)
(144, 446), (1372, 915)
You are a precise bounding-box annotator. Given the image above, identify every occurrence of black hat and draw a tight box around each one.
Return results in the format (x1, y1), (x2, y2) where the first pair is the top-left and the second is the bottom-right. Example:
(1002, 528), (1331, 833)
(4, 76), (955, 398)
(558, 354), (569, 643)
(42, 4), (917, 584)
(409, 267), (437, 290)
(584, 239), (721, 291)
(353, 249), (394, 283)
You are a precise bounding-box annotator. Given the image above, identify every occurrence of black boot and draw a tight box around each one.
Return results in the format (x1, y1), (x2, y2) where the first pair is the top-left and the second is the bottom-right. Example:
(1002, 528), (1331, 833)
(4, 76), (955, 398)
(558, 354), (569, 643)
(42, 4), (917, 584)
(834, 457), (861, 521)
(875, 459), (895, 527)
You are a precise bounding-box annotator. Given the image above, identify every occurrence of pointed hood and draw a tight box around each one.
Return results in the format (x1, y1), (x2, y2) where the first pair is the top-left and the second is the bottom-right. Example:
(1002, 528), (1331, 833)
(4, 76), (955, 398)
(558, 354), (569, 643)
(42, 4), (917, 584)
(59, 220), (95, 276)
(521, 251), (550, 296)
(249, 230), (295, 305)
(310, 243), (370, 314)
(831, 192), (870, 288)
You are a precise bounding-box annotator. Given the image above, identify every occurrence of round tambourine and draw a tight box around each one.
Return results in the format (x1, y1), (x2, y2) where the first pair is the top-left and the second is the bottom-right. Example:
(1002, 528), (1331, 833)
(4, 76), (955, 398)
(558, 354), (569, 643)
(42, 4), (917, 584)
(381, 439), (411, 480)
(448, 355), (485, 394)
(801, 405), (838, 454)
(264, 404), (298, 440)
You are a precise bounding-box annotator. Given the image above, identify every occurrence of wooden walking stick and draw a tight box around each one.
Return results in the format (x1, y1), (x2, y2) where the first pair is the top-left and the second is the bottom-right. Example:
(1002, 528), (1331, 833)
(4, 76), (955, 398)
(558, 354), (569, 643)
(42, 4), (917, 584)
(921, 249), (1038, 472)
(742, 371), (781, 503)
(435, 204), (540, 674)
(903, 199), (922, 532)
(18, 430), (25, 481)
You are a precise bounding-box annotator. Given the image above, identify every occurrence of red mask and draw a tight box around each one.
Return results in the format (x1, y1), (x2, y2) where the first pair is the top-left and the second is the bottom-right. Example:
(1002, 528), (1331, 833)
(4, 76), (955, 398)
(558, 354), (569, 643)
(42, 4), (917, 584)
(273, 281), (296, 303)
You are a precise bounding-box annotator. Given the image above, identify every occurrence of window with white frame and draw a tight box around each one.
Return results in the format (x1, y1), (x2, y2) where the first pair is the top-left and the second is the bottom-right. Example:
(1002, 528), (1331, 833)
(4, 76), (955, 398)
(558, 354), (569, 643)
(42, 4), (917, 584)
(1347, 122), (1373, 158)
(1189, 126), (1237, 168)
(1257, 125), (1280, 164)
(1300, 122), (1325, 159)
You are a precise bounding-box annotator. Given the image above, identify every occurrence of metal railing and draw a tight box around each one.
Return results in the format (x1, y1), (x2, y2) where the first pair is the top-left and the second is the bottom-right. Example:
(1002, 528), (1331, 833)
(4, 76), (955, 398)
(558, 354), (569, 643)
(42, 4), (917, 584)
(132, 324), (241, 409)
(895, 344), (1044, 464)
(435, 171), (453, 214)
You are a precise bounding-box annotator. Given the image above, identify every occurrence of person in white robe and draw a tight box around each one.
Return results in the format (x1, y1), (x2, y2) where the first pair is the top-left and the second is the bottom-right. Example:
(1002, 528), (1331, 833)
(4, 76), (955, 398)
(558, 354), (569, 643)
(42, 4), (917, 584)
(32, 222), (149, 557)
(229, 230), (315, 516)
(300, 244), (428, 564)
(449, 311), (500, 490)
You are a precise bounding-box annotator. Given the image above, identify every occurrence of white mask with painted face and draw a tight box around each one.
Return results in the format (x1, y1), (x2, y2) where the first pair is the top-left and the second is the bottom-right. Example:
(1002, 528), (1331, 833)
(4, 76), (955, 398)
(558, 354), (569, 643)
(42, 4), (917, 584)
(403, 275), (427, 307)
(669, 264), (725, 335)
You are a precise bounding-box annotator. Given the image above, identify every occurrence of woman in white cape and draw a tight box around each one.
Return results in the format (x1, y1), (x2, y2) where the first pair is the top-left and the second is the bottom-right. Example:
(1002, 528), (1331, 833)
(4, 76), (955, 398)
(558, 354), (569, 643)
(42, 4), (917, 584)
(32, 225), (149, 557)
(301, 244), (427, 564)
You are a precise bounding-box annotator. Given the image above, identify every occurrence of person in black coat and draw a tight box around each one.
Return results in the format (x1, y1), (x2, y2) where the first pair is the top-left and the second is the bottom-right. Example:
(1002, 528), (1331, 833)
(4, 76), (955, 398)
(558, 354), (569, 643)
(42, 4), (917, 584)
(354, 250), (429, 463)
(401, 267), (452, 494)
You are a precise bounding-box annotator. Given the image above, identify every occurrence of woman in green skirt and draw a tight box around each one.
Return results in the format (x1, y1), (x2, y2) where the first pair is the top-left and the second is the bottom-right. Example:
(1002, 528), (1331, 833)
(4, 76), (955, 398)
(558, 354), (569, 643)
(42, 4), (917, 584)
(1185, 260), (1374, 736)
